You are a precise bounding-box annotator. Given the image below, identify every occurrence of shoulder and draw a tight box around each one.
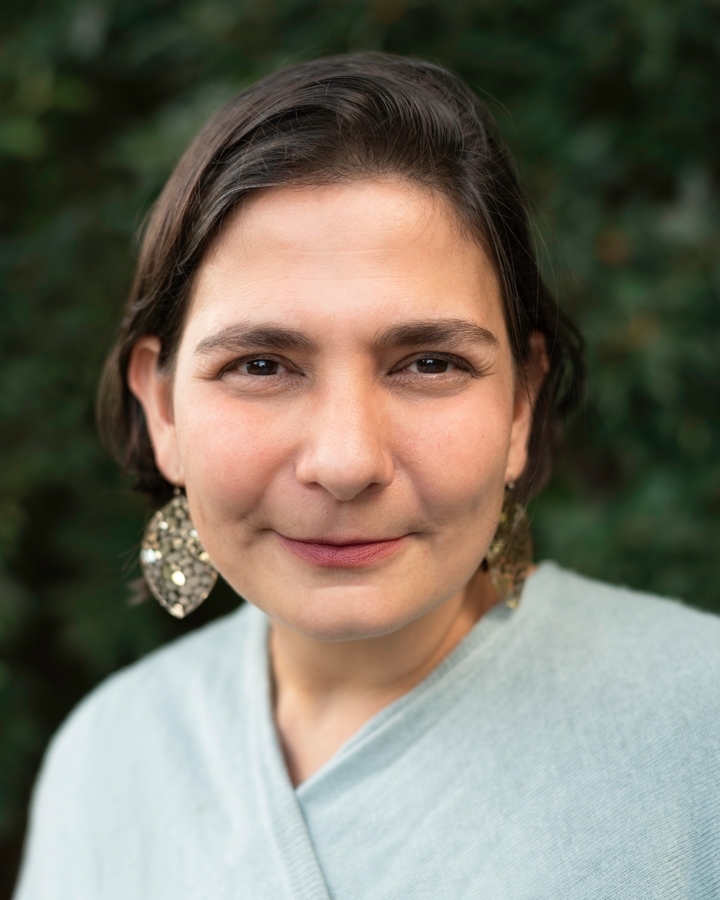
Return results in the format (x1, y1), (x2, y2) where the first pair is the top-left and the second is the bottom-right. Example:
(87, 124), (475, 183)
(518, 564), (720, 822)
(530, 561), (720, 650)
(40, 601), (261, 789)
(522, 561), (720, 698)
(18, 606), (266, 897)
(15, 602), (264, 898)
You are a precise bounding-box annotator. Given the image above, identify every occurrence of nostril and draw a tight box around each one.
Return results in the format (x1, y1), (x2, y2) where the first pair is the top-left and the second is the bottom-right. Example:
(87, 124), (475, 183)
(296, 463), (394, 502)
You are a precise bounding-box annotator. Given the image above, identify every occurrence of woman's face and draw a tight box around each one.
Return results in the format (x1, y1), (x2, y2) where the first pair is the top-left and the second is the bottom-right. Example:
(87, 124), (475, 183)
(131, 180), (539, 640)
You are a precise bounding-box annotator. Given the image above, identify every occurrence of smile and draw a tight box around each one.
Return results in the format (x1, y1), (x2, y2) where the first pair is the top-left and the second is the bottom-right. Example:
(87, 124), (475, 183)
(277, 535), (407, 568)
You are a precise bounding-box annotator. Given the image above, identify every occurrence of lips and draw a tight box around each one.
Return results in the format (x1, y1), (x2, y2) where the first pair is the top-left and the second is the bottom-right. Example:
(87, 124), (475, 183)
(277, 534), (406, 568)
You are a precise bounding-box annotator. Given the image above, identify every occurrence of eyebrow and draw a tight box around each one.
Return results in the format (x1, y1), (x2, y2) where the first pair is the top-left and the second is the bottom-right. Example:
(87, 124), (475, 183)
(194, 318), (498, 356)
(374, 319), (498, 351)
(195, 324), (319, 355)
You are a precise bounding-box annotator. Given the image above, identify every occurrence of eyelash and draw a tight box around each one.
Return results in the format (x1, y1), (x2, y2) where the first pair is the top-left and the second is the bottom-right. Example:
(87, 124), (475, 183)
(392, 353), (479, 377)
(219, 352), (481, 379)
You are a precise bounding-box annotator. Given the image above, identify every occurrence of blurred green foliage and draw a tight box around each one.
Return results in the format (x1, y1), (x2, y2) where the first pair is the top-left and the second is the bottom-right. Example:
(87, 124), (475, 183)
(1, 0), (719, 892)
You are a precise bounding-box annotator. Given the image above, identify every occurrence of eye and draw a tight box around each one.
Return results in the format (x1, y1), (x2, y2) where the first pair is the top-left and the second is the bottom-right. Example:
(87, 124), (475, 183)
(407, 356), (455, 375)
(238, 358), (286, 376)
(214, 354), (299, 386)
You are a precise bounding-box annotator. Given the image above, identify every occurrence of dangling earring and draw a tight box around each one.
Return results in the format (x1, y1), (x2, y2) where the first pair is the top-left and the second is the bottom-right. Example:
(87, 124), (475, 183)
(140, 489), (218, 618)
(485, 482), (534, 609)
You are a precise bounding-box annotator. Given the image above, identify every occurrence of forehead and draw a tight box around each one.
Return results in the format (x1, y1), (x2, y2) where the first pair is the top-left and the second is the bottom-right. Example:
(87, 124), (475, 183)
(187, 179), (503, 334)
(215, 178), (472, 252)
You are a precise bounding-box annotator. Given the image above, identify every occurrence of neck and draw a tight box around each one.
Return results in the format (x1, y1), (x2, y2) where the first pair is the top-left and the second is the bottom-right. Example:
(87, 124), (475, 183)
(270, 568), (497, 786)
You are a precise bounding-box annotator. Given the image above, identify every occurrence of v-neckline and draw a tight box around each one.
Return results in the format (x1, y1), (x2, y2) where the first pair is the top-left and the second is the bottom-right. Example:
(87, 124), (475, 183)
(249, 568), (541, 778)
(296, 589), (522, 801)
(242, 565), (542, 897)
(244, 604), (332, 900)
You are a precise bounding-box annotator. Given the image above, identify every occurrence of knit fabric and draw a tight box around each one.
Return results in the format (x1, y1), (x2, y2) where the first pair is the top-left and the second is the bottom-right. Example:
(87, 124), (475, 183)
(13, 563), (720, 899)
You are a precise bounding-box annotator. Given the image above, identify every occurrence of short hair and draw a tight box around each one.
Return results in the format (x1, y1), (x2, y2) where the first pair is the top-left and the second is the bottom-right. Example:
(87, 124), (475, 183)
(98, 52), (584, 506)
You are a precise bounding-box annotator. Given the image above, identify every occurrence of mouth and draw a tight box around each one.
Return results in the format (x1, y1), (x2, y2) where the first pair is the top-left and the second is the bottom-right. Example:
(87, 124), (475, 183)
(276, 534), (407, 568)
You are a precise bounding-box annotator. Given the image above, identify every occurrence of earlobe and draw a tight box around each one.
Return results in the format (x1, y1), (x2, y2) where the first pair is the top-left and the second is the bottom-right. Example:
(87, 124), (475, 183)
(127, 337), (184, 485)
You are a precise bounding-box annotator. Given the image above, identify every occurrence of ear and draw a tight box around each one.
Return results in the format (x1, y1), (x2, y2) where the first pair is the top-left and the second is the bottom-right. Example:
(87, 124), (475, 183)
(504, 331), (550, 485)
(127, 336), (184, 486)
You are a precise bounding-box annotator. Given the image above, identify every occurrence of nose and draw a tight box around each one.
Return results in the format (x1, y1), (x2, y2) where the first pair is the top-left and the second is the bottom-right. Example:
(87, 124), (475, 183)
(294, 382), (395, 501)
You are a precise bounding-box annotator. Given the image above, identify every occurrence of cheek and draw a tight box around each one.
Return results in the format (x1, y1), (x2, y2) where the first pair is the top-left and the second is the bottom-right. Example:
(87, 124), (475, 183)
(172, 387), (289, 529)
(394, 384), (514, 522)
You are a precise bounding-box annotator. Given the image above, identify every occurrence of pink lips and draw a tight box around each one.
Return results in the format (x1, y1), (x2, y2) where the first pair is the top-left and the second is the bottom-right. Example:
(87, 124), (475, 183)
(278, 535), (406, 568)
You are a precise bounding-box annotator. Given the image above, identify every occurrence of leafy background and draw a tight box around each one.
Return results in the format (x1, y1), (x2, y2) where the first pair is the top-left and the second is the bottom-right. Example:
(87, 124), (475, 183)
(1, 0), (719, 892)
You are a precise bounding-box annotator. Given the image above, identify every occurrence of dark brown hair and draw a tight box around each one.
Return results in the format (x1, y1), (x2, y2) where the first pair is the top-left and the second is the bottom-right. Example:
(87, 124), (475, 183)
(98, 52), (584, 505)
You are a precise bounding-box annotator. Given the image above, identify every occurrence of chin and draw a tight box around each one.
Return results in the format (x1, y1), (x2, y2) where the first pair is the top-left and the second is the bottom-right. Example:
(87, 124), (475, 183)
(270, 588), (425, 643)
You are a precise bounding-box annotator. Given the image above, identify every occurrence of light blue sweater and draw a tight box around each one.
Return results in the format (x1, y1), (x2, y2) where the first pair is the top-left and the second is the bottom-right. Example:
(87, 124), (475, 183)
(13, 563), (720, 899)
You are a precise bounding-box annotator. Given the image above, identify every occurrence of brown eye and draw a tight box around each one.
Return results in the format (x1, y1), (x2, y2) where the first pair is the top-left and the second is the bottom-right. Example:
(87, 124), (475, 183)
(411, 357), (451, 374)
(243, 359), (282, 375)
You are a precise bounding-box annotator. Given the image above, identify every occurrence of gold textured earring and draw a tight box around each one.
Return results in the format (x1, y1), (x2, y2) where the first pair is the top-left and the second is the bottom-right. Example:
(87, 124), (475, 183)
(140, 489), (218, 618)
(485, 483), (534, 609)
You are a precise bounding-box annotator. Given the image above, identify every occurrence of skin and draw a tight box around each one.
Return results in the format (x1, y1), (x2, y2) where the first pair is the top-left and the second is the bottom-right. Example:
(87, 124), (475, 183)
(128, 179), (547, 785)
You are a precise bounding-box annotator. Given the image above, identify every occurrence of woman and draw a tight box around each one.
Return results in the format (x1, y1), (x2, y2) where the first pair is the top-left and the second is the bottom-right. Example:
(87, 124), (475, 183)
(14, 54), (720, 899)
